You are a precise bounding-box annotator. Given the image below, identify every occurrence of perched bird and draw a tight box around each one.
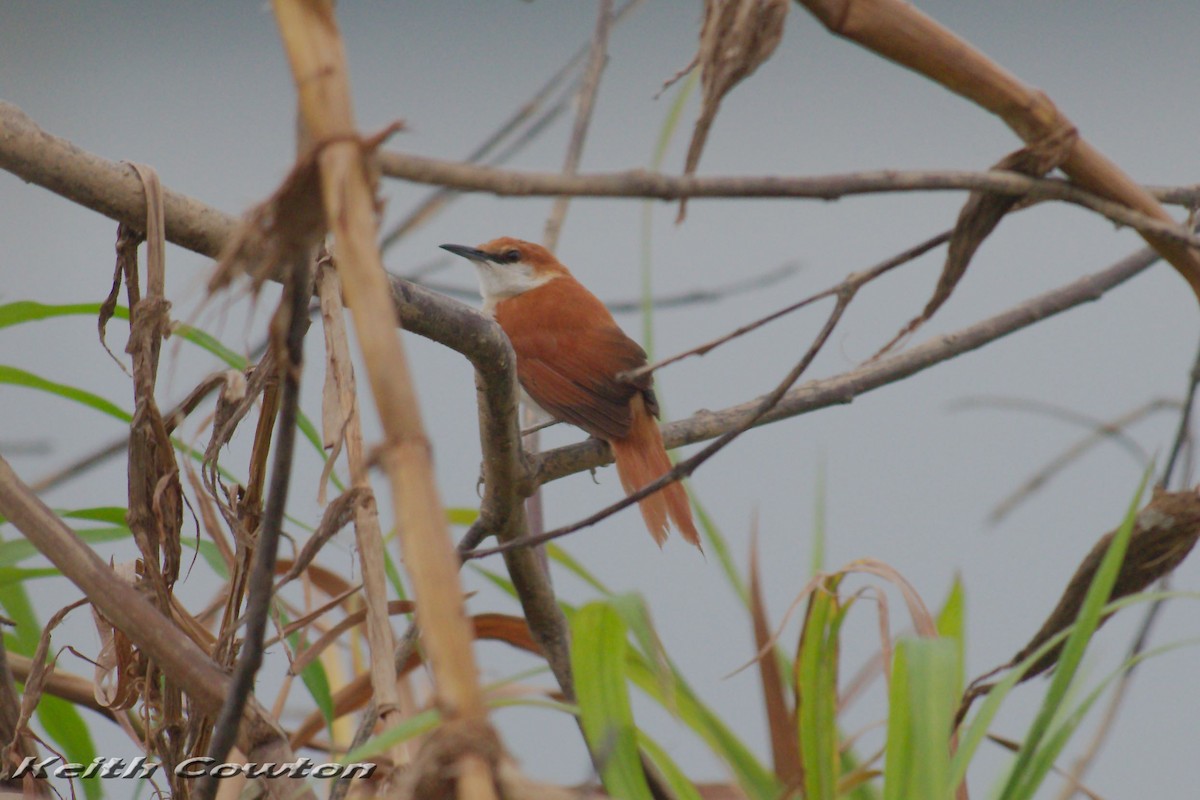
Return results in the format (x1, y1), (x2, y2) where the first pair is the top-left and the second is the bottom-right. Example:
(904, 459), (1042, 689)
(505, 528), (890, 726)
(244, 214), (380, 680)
(441, 237), (700, 549)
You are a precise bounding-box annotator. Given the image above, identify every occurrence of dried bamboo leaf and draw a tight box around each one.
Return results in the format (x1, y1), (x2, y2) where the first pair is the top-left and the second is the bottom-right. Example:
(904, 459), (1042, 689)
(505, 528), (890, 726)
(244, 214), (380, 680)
(10, 599), (88, 749)
(678, 0), (788, 221)
(91, 565), (145, 712)
(964, 489), (1200, 710)
(747, 524), (802, 786)
(1009, 489), (1200, 680)
(876, 124), (1077, 357)
(208, 147), (326, 293)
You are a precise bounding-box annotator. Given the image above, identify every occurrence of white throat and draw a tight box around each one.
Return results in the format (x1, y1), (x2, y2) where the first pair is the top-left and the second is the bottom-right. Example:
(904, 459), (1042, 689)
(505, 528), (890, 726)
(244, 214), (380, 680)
(473, 261), (555, 314)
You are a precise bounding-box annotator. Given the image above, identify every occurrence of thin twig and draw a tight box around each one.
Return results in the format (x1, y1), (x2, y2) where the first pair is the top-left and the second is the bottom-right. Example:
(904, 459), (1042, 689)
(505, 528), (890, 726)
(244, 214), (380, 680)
(964, 399), (1177, 525)
(1055, 335), (1200, 800)
(532, 240), (1164, 487)
(1161, 333), (1200, 488)
(622, 229), (950, 382)
(377, 150), (1200, 246)
(543, 0), (613, 251)
(196, 256), (309, 800)
(469, 280), (859, 558)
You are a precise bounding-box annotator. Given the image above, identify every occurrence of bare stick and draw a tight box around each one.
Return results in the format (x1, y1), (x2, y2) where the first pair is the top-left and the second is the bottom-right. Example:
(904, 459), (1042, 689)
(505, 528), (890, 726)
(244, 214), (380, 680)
(379, 0), (645, 250)
(543, 0), (613, 251)
(623, 229), (951, 382)
(0, 456), (313, 799)
(271, 7), (499, 799)
(469, 279), (859, 558)
(196, 256), (309, 800)
(533, 241), (1163, 487)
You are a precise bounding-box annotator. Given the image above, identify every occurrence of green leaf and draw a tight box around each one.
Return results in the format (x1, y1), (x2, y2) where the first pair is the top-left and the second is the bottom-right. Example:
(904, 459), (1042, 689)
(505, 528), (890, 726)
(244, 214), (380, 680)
(179, 537), (229, 580)
(547, 542), (613, 596)
(280, 610), (336, 741)
(935, 575), (966, 696)
(998, 470), (1150, 800)
(637, 730), (703, 800)
(0, 365), (130, 423)
(571, 602), (654, 800)
(57, 506), (128, 526)
(689, 489), (749, 607)
(446, 507), (480, 526)
(811, 455), (827, 576)
(0, 567), (60, 582)
(341, 708), (442, 764)
(0, 301), (344, 491)
(626, 652), (779, 800)
(37, 695), (101, 800)
(797, 575), (846, 800)
(884, 638), (959, 800)
(0, 300), (119, 329)
(0, 527), (131, 567)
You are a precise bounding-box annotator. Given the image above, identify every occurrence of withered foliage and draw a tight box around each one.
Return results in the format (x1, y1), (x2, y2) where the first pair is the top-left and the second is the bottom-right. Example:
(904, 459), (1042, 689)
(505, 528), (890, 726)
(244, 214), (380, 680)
(676, 0), (788, 221)
(876, 125), (1079, 357)
(959, 489), (1200, 721)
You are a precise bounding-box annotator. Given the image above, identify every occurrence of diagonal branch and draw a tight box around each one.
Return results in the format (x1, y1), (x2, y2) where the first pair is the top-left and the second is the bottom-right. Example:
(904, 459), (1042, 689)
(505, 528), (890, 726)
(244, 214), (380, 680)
(0, 456), (314, 800)
(532, 241), (1164, 487)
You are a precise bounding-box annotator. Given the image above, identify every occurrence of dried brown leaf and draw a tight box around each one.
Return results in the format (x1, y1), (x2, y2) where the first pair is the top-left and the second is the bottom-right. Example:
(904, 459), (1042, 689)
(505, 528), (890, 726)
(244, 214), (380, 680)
(92, 582), (145, 712)
(963, 489), (1200, 714)
(747, 519), (802, 786)
(10, 599), (88, 749)
(875, 125), (1078, 357)
(274, 487), (367, 590)
(289, 614), (542, 749)
(1013, 488), (1200, 678)
(208, 147), (327, 293)
(678, 0), (788, 221)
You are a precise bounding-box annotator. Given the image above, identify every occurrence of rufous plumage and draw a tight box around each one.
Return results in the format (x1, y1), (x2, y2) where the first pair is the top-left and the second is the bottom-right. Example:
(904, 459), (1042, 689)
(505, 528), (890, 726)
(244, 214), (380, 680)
(441, 237), (700, 549)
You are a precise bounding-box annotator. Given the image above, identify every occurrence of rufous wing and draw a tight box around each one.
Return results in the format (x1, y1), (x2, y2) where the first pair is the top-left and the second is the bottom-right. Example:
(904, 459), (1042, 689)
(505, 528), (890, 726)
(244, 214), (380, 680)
(495, 278), (654, 440)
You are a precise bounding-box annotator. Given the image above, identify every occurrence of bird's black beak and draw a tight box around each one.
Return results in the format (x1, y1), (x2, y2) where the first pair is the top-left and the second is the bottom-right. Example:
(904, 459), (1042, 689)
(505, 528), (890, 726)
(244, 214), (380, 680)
(440, 243), (492, 263)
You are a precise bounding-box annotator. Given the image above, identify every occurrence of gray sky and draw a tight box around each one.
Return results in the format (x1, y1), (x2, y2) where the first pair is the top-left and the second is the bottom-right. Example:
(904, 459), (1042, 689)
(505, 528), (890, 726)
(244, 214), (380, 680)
(3, 2), (1199, 797)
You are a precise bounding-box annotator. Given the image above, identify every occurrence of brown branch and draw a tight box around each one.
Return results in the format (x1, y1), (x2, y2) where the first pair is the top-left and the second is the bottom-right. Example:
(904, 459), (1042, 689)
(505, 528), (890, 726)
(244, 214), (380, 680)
(379, 0), (645, 251)
(270, 5), (499, 798)
(377, 150), (1200, 243)
(543, 0), (613, 251)
(532, 241), (1163, 487)
(0, 456), (314, 799)
(794, 0), (1200, 301)
(470, 277), (857, 558)
(623, 229), (951, 383)
(196, 255), (310, 800)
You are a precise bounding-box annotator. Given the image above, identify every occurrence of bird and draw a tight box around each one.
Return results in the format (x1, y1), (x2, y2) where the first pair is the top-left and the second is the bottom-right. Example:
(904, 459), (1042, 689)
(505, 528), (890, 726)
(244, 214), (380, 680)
(440, 237), (700, 549)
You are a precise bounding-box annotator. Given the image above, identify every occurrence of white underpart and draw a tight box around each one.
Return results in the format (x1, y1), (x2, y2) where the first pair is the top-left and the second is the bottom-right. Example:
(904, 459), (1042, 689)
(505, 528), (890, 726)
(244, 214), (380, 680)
(470, 260), (556, 315)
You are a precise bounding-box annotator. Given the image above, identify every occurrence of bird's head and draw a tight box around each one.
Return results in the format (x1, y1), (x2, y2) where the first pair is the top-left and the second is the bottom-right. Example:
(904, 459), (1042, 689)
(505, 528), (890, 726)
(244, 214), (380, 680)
(440, 237), (567, 307)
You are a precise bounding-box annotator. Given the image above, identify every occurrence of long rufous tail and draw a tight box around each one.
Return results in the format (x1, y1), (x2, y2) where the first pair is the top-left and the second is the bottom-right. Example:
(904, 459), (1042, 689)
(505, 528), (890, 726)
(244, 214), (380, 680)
(609, 395), (701, 550)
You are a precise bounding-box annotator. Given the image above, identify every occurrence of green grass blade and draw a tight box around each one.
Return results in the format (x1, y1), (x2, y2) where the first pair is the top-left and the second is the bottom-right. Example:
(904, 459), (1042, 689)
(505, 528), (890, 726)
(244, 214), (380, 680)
(38, 695), (101, 800)
(57, 506), (128, 526)
(546, 542), (614, 596)
(998, 470), (1150, 800)
(690, 489), (749, 607)
(0, 365), (131, 423)
(626, 651), (779, 799)
(882, 638), (913, 800)
(341, 708), (442, 763)
(0, 527), (131, 567)
(638, 729), (703, 800)
(811, 454), (827, 576)
(797, 576), (845, 800)
(571, 602), (654, 800)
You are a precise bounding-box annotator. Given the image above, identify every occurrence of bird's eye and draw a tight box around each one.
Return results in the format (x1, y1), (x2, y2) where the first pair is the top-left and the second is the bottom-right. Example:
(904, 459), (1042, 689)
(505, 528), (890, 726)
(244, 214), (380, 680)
(505, 249), (521, 262)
